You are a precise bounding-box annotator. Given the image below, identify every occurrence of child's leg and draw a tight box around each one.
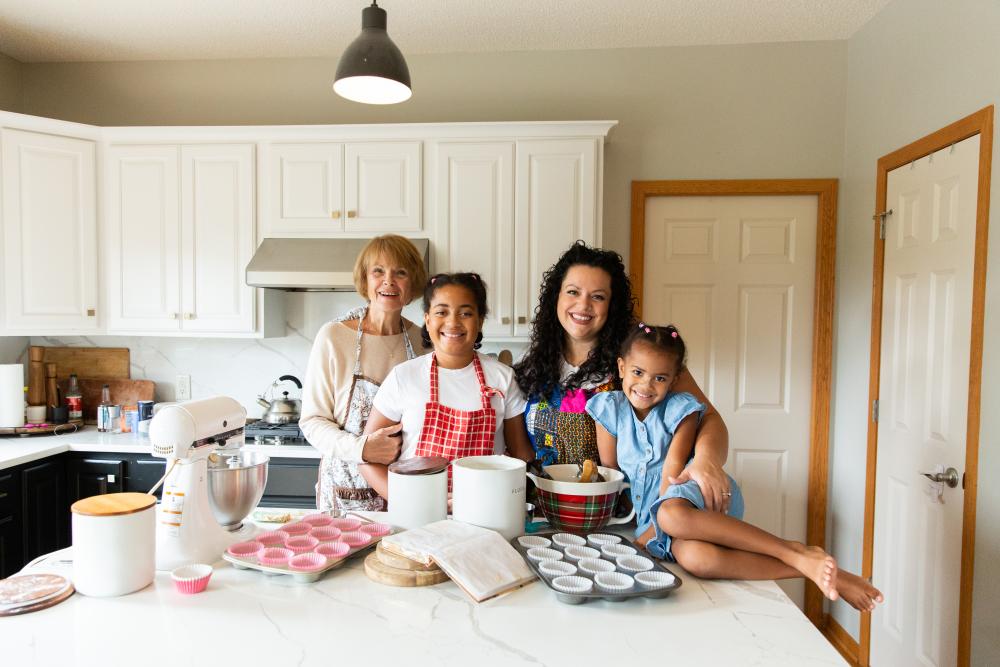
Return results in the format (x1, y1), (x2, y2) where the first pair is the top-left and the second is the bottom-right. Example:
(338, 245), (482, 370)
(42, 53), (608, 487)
(657, 498), (838, 601)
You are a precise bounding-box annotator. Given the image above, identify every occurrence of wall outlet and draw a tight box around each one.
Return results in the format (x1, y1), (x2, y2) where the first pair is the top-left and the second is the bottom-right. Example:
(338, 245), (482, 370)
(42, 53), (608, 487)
(176, 374), (192, 401)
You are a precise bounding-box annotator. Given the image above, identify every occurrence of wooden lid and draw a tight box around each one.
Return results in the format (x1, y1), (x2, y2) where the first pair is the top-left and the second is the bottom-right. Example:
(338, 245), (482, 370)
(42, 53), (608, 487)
(71, 492), (156, 517)
(388, 456), (449, 475)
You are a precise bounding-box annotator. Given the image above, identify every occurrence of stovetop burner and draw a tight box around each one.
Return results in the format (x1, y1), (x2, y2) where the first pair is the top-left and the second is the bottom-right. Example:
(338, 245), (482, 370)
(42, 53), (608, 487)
(244, 420), (306, 446)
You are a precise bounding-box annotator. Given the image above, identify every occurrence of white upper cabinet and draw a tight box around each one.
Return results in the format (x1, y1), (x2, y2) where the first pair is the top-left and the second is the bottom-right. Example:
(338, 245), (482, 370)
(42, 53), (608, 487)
(262, 140), (420, 237)
(1, 128), (99, 332)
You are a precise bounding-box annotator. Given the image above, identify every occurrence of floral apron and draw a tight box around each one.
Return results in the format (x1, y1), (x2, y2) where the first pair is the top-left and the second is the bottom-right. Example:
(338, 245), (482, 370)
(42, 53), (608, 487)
(317, 307), (416, 513)
(414, 354), (497, 489)
(527, 381), (614, 465)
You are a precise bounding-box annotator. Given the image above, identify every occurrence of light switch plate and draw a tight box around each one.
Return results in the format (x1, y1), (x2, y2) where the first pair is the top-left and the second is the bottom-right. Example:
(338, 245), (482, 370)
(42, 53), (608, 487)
(176, 374), (191, 401)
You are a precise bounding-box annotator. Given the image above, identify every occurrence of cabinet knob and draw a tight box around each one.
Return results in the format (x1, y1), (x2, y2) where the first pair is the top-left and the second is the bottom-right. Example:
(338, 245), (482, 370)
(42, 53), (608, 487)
(184, 313), (195, 320)
(517, 316), (527, 324)
(347, 210), (357, 219)
(331, 210), (341, 219)
(171, 313), (179, 320)
(501, 317), (510, 325)
(86, 309), (96, 317)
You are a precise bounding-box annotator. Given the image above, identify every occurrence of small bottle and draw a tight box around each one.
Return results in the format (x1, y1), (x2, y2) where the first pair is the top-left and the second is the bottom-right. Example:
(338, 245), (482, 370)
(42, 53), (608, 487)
(65, 374), (83, 421)
(97, 384), (121, 433)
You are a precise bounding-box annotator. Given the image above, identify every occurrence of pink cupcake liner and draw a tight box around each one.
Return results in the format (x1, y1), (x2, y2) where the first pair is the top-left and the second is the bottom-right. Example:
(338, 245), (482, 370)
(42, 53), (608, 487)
(258, 547), (294, 566)
(281, 522), (312, 536)
(329, 517), (362, 531)
(171, 564), (213, 594)
(255, 530), (290, 546)
(302, 514), (334, 527)
(288, 553), (327, 572)
(285, 536), (320, 553)
(315, 542), (350, 560)
(309, 526), (342, 542)
(358, 522), (391, 537)
(340, 531), (371, 547)
(227, 541), (264, 560)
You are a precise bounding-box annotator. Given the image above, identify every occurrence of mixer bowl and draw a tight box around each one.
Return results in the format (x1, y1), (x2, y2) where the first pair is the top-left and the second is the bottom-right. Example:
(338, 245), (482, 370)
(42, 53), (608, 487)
(207, 451), (269, 530)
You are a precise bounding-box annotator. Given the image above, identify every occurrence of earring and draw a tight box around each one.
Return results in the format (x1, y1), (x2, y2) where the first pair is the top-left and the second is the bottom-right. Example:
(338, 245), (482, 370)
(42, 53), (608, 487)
(474, 331), (484, 350)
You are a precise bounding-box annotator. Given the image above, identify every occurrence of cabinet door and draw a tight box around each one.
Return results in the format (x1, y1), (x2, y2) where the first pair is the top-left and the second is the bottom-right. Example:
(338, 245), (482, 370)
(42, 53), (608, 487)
(344, 142), (421, 232)
(514, 139), (598, 337)
(1, 129), (99, 331)
(106, 145), (182, 332)
(0, 468), (22, 578)
(125, 455), (166, 498)
(180, 144), (256, 333)
(67, 458), (125, 504)
(260, 458), (319, 509)
(434, 142), (515, 337)
(20, 458), (67, 561)
(263, 143), (344, 236)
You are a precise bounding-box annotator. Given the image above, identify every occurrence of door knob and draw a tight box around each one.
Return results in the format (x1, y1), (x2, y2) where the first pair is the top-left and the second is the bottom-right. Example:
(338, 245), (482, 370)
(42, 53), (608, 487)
(331, 210), (341, 219)
(921, 467), (960, 488)
(347, 210), (357, 218)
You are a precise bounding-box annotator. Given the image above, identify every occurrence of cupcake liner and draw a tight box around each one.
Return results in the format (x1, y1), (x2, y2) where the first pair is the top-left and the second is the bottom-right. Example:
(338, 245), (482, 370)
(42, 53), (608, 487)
(227, 541), (264, 560)
(526, 547), (563, 562)
(551, 576), (594, 594)
(358, 522), (392, 537)
(340, 531), (372, 547)
(302, 514), (334, 526)
(171, 564), (213, 594)
(255, 530), (290, 546)
(286, 536), (320, 553)
(517, 535), (551, 549)
(552, 533), (586, 548)
(539, 560), (577, 578)
(258, 547), (294, 566)
(578, 558), (616, 575)
(316, 542), (351, 560)
(616, 555), (654, 573)
(586, 533), (622, 547)
(288, 553), (327, 572)
(594, 571), (635, 592)
(309, 527), (342, 542)
(600, 543), (637, 558)
(635, 571), (676, 589)
(330, 517), (362, 531)
(280, 522), (312, 536)
(563, 545), (600, 561)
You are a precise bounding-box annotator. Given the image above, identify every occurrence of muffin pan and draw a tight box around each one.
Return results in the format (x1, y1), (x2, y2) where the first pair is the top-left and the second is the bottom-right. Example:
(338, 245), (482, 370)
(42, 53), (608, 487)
(222, 514), (391, 583)
(511, 531), (681, 604)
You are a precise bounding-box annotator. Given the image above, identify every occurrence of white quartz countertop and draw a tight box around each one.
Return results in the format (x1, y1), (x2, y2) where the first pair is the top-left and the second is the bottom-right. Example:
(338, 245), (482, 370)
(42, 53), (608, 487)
(0, 426), (320, 470)
(6, 517), (846, 667)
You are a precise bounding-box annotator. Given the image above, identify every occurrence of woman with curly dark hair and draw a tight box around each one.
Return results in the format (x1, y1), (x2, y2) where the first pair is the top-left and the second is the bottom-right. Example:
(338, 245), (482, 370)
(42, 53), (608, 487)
(515, 241), (735, 512)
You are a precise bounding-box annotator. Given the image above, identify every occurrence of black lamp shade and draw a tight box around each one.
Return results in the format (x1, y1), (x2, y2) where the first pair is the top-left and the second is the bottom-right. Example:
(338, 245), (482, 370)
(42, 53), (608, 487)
(334, 3), (412, 105)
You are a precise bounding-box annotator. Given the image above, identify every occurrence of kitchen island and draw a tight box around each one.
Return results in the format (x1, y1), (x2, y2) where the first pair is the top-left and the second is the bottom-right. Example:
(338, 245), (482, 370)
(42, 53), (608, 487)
(5, 527), (846, 666)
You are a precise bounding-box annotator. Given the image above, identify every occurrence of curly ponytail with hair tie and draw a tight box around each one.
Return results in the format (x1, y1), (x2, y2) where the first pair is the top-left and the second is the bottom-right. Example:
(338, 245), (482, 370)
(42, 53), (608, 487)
(621, 323), (687, 372)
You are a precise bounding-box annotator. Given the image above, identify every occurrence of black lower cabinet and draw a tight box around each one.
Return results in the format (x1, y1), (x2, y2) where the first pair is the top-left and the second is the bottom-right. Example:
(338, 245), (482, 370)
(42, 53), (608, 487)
(261, 457), (320, 509)
(66, 456), (125, 505)
(20, 458), (67, 563)
(0, 467), (23, 579)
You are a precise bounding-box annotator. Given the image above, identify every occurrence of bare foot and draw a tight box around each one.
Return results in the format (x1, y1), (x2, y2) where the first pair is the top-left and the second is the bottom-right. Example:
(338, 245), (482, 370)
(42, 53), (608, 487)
(790, 546), (839, 601)
(837, 570), (883, 611)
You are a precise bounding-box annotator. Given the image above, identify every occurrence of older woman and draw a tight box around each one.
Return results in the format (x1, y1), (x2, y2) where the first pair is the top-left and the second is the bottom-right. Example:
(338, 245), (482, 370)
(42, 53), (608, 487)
(514, 241), (734, 513)
(300, 235), (427, 513)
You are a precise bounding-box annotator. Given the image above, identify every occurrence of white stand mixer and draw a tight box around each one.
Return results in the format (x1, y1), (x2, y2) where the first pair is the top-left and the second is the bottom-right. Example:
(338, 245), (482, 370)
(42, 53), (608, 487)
(150, 396), (248, 571)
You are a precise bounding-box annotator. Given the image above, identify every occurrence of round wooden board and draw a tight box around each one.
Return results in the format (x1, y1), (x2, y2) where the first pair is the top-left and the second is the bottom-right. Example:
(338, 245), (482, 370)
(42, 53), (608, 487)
(364, 553), (450, 587)
(375, 541), (439, 572)
(0, 585), (74, 616)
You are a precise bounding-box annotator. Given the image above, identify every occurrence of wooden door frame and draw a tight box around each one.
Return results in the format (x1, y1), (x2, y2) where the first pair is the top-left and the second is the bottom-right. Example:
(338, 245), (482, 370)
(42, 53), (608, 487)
(630, 178), (839, 629)
(860, 105), (994, 667)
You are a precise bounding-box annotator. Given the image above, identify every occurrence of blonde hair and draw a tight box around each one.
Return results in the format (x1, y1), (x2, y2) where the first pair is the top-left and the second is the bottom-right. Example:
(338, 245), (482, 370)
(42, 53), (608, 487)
(353, 235), (427, 304)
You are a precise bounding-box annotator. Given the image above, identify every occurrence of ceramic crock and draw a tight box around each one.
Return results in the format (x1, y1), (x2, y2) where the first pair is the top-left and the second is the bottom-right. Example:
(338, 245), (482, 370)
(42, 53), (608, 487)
(451, 455), (527, 540)
(71, 492), (156, 597)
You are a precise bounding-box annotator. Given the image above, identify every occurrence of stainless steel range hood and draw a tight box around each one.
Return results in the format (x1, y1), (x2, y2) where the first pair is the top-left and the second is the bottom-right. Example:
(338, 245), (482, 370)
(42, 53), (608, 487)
(245, 238), (429, 291)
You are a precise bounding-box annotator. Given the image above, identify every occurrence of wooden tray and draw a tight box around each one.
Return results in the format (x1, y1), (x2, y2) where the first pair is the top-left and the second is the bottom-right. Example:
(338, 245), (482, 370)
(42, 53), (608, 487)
(0, 420), (84, 436)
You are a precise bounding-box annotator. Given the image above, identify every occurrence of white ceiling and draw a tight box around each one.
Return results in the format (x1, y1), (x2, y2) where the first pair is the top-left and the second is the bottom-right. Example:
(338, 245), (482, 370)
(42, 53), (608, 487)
(0, 0), (891, 63)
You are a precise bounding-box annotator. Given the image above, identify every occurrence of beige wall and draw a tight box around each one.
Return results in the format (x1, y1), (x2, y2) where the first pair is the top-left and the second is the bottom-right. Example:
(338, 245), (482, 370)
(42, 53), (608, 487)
(20, 41), (847, 260)
(832, 0), (999, 662)
(0, 52), (22, 112)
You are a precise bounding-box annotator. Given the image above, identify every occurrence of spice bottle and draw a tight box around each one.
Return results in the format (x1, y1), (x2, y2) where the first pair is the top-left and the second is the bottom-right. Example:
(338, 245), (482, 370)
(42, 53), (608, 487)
(66, 374), (83, 421)
(97, 384), (121, 433)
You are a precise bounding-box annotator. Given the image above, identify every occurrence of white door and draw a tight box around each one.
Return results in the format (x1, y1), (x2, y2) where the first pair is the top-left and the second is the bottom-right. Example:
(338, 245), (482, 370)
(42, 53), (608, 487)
(106, 145), (182, 332)
(434, 142), (515, 338)
(179, 144), (256, 333)
(643, 194), (818, 607)
(344, 142), (421, 232)
(263, 143), (344, 237)
(513, 139), (598, 337)
(871, 136), (979, 667)
(1, 129), (99, 331)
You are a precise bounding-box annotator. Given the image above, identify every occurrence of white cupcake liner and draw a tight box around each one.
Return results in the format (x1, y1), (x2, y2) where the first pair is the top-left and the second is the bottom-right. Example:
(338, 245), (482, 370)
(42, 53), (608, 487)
(594, 571), (635, 592)
(635, 571), (677, 589)
(527, 547), (563, 562)
(586, 533), (622, 547)
(578, 558), (616, 575)
(563, 545), (600, 561)
(517, 535), (552, 549)
(552, 533), (587, 548)
(551, 575), (594, 594)
(616, 555), (655, 573)
(601, 543), (637, 558)
(539, 560), (577, 578)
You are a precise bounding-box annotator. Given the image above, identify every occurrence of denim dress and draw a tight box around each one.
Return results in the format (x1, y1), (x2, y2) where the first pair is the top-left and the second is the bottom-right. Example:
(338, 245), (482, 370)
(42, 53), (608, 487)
(585, 390), (745, 561)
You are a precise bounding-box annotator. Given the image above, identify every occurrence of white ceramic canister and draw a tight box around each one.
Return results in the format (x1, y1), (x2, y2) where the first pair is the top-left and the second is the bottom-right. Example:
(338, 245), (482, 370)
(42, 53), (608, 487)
(388, 456), (449, 530)
(72, 492), (156, 597)
(451, 455), (527, 541)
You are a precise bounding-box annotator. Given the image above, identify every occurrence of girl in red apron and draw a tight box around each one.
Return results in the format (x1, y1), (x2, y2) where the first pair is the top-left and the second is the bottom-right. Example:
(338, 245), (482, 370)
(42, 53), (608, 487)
(360, 272), (534, 499)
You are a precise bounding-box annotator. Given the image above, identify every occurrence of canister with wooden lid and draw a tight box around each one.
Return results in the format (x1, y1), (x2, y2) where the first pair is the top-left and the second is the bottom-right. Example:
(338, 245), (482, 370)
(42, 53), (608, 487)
(387, 456), (449, 530)
(71, 492), (156, 597)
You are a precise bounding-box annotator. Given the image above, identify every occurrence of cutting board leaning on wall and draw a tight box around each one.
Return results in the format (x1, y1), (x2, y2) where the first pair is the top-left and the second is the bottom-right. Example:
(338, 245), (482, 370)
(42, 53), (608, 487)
(41, 347), (155, 424)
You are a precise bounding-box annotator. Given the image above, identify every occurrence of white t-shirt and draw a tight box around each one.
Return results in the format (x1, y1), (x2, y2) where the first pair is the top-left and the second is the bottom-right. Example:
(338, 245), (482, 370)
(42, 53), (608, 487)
(373, 353), (527, 459)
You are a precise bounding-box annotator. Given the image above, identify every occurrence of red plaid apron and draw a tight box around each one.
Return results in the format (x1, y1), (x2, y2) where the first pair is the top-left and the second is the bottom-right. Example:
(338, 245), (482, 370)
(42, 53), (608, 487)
(415, 354), (498, 486)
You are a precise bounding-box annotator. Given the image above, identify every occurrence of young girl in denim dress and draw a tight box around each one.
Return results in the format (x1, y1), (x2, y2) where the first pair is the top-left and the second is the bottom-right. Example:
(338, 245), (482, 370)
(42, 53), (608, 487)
(585, 324), (883, 611)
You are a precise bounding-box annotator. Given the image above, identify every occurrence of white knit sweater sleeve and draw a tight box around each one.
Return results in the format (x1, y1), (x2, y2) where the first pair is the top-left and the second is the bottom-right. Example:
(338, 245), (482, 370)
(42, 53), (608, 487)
(299, 323), (368, 462)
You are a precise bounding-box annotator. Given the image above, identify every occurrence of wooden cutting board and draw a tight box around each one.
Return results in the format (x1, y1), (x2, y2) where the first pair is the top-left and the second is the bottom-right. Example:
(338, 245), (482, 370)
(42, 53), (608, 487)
(42, 347), (130, 381)
(375, 541), (440, 571)
(364, 553), (450, 587)
(58, 378), (155, 424)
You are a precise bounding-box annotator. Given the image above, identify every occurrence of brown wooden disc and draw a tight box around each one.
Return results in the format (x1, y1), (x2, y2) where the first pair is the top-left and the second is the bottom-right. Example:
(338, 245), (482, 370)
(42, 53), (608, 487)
(375, 541), (440, 571)
(364, 553), (449, 587)
(0, 583), (74, 616)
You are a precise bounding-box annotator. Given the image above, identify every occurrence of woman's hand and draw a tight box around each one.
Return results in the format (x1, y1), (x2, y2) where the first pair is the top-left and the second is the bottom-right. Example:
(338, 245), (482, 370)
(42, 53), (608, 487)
(361, 422), (403, 464)
(668, 456), (731, 513)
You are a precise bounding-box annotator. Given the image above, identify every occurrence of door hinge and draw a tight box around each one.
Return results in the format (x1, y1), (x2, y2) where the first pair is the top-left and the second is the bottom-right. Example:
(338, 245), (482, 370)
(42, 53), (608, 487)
(872, 399), (880, 423)
(874, 209), (893, 240)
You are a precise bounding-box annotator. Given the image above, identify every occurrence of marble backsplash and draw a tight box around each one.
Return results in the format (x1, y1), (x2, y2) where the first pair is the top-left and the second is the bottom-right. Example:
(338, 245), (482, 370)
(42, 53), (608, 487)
(20, 293), (525, 419)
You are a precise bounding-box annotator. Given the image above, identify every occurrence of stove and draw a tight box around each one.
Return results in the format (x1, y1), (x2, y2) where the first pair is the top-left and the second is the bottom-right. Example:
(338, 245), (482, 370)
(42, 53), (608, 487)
(244, 420), (307, 446)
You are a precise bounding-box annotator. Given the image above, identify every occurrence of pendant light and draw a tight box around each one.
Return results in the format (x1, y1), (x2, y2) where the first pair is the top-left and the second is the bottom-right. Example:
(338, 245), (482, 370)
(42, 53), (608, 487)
(333, 1), (412, 105)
